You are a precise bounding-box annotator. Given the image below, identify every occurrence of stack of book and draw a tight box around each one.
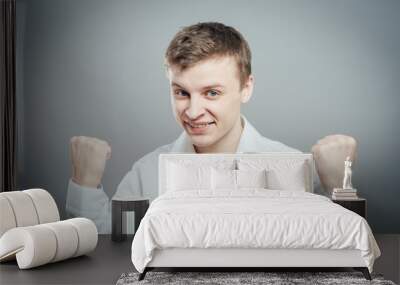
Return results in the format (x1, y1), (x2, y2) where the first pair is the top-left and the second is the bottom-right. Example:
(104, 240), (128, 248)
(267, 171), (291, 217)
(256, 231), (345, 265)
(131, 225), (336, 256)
(332, 188), (358, 200)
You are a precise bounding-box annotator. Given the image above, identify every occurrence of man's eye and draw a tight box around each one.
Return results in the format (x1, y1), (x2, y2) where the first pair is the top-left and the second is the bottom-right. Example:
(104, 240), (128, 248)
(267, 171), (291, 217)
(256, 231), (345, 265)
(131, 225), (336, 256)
(206, 90), (219, 97)
(175, 90), (189, 97)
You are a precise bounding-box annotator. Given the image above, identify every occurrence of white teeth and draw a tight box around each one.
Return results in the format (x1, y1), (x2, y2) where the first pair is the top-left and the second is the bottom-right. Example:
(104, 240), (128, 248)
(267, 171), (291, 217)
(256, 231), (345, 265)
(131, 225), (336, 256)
(188, 122), (214, 128)
(191, 124), (207, 128)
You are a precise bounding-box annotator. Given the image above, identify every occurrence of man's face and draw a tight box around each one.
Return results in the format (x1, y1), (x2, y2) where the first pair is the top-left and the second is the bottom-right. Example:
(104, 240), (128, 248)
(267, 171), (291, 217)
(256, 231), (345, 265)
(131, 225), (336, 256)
(167, 56), (253, 149)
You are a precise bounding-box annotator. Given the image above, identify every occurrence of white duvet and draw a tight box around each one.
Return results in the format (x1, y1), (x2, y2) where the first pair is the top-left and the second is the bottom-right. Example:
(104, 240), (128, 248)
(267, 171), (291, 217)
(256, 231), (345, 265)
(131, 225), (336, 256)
(131, 189), (380, 273)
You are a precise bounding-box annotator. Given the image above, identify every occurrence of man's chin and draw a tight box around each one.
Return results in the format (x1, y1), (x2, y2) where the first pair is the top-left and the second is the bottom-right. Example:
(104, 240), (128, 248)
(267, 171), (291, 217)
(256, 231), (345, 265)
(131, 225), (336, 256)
(188, 134), (215, 148)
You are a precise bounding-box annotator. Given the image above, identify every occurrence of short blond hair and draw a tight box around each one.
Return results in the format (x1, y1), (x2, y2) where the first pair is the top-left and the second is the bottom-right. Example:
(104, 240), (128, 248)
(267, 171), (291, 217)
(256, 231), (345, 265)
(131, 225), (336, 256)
(165, 22), (252, 90)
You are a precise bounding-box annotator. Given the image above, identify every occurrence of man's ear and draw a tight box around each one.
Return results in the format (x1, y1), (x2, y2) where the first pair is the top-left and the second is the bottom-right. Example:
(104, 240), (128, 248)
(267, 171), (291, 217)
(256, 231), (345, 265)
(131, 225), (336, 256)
(240, 75), (254, 103)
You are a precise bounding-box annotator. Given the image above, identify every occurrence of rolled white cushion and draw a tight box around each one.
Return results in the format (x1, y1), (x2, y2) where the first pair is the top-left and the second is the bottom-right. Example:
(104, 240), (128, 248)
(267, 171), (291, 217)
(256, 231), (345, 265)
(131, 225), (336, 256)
(0, 196), (17, 237)
(67, 218), (98, 257)
(0, 218), (98, 269)
(42, 220), (79, 262)
(0, 189), (60, 239)
(23, 189), (59, 223)
(0, 226), (57, 269)
(0, 191), (39, 227)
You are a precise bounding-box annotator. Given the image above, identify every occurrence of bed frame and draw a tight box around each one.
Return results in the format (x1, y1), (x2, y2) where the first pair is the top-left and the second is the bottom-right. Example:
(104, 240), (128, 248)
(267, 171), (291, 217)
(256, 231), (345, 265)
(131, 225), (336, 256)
(138, 153), (372, 281)
(140, 248), (371, 280)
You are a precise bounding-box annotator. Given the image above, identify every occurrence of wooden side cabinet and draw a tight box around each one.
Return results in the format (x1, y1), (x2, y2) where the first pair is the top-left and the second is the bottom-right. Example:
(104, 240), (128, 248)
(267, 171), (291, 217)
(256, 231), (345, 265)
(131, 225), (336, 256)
(332, 198), (366, 219)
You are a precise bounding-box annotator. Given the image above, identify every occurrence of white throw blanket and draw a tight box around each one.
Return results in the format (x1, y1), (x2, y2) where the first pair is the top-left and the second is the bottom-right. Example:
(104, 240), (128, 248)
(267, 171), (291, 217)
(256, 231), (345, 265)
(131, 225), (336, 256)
(131, 189), (380, 273)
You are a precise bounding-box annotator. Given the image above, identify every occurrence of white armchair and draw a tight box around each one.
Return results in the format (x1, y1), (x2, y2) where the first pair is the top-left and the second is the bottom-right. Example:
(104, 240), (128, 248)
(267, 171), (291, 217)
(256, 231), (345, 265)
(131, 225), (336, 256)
(0, 189), (97, 269)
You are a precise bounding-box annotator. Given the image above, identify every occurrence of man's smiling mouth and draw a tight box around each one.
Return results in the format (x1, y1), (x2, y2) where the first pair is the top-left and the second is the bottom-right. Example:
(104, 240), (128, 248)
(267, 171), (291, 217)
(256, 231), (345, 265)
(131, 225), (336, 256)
(185, 121), (215, 128)
(184, 121), (216, 134)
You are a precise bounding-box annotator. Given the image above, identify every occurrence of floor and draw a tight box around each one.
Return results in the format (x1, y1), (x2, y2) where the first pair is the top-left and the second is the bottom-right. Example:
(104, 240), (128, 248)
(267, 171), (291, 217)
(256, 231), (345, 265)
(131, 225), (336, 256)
(0, 234), (398, 284)
(0, 236), (134, 284)
(374, 234), (400, 284)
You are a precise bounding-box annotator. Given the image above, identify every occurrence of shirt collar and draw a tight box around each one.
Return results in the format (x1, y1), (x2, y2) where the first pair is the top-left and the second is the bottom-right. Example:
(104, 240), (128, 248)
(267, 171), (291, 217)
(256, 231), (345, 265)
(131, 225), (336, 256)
(170, 114), (263, 153)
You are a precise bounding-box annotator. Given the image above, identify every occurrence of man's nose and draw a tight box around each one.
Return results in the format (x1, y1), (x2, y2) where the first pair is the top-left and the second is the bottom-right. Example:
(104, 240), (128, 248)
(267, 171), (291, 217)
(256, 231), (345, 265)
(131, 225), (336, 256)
(185, 96), (205, 120)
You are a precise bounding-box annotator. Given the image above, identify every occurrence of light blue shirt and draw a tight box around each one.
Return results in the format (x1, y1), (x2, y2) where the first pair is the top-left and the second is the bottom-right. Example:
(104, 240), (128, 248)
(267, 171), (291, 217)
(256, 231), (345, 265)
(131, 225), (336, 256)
(66, 114), (323, 233)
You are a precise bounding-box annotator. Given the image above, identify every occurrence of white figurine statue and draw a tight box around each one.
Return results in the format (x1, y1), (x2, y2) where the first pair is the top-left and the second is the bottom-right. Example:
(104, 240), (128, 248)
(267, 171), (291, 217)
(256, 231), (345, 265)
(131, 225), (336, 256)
(342, 156), (353, 190)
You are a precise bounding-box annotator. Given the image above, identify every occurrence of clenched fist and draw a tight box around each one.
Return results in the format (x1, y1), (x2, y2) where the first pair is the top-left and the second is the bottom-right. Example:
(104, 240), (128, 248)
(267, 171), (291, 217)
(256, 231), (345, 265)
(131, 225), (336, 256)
(311, 134), (358, 194)
(70, 136), (111, 188)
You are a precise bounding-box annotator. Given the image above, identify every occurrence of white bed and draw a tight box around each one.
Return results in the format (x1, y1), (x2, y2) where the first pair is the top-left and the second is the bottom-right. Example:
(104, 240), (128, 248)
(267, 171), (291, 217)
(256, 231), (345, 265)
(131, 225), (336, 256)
(131, 153), (380, 280)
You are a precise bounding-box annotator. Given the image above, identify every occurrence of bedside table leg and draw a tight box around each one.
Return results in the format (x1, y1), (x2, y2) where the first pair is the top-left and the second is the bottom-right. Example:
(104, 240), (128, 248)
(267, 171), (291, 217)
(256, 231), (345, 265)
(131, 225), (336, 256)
(112, 201), (123, 242)
(134, 201), (149, 235)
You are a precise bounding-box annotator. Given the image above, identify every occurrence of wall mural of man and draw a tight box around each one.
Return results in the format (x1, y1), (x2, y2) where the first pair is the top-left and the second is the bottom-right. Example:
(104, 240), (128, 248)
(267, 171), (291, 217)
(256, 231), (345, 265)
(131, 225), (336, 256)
(66, 22), (357, 233)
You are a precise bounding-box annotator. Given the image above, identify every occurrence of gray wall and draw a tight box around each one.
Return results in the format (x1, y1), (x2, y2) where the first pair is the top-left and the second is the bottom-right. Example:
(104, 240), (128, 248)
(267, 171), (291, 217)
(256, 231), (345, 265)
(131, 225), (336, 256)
(16, 0), (400, 233)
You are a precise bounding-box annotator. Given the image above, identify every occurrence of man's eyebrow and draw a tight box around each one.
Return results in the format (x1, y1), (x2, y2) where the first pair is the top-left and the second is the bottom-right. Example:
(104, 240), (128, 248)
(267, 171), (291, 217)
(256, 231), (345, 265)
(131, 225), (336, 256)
(171, 82), (225, 90)
(171, 82), (184, 88)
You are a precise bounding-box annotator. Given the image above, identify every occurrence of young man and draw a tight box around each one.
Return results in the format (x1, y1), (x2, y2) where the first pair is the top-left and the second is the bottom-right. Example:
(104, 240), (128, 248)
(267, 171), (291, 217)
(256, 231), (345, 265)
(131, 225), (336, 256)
(66, 22), (357, 233)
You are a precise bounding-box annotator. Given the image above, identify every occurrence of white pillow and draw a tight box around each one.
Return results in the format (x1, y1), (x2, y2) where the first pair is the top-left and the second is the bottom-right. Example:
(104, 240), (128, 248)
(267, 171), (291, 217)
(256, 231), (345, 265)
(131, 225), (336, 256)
(211, 168), (268, 190)
(266, 165), (306, 191)
(237, 169), (268, 189)
(238, 159), (307, 191)
(167, 161), (211, 191)
(211, 168), (236, 190)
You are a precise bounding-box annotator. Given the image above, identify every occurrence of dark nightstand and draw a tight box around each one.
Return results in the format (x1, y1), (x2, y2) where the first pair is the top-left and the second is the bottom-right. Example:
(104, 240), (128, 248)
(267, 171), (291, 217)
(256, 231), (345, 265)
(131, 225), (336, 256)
(332, 197), (366, 219)
(112, 197), (149, 242)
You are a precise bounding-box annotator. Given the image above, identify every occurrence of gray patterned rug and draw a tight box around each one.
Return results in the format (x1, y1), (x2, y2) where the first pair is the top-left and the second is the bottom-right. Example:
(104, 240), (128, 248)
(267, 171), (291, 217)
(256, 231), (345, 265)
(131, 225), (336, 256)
(116, 271), (396, 285)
